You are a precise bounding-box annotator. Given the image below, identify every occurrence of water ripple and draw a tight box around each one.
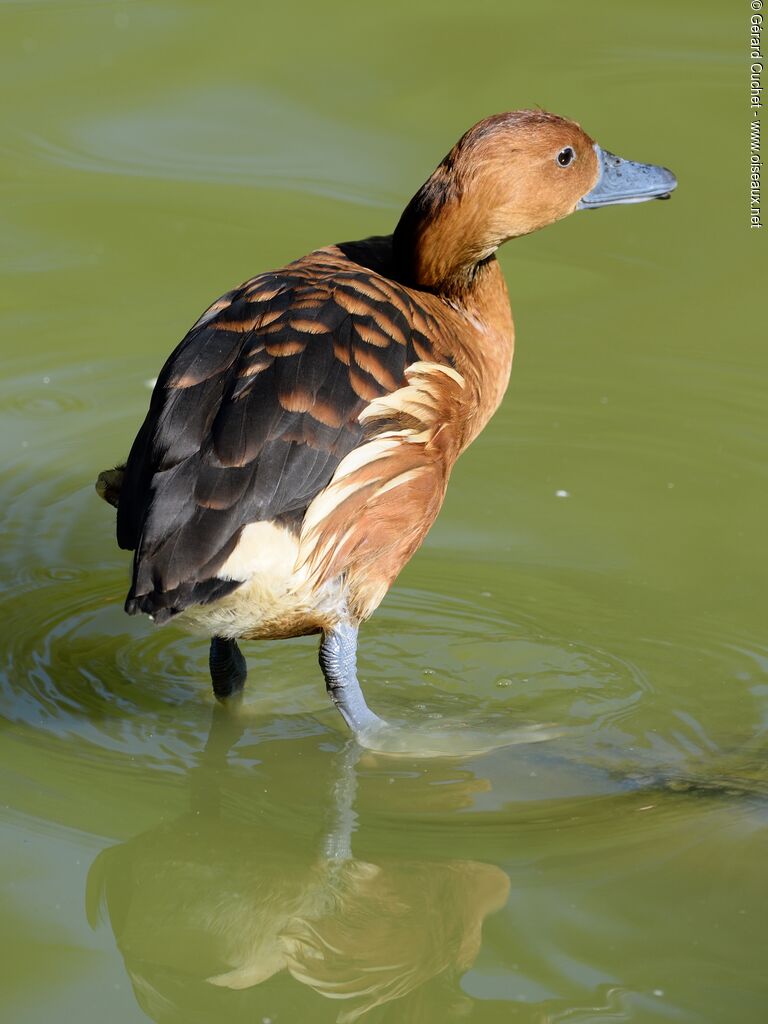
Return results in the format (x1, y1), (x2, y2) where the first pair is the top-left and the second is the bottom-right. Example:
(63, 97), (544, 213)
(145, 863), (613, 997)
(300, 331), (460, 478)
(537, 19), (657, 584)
(1, 359), (766, 796)
(22, 84), (407, 207)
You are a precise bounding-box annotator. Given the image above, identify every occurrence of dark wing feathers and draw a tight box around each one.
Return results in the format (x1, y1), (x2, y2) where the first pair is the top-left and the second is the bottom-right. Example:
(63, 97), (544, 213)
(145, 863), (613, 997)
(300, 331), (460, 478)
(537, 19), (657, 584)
(118, 254), (438, 621)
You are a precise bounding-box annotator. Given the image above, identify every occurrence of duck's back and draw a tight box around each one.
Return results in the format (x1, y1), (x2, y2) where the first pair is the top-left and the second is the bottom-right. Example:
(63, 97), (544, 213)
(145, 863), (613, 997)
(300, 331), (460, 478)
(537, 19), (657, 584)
(117, 239), (449, 625)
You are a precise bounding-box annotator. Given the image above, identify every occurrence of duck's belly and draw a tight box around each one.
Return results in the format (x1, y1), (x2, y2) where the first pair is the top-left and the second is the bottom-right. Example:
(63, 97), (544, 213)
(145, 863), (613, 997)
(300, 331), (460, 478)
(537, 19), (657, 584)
(175, 521), (344, 641)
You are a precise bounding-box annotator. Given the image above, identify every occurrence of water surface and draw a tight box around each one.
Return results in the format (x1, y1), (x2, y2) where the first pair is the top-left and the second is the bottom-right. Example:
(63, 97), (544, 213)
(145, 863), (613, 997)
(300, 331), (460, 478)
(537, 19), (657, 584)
(2, 1), (766, 1021)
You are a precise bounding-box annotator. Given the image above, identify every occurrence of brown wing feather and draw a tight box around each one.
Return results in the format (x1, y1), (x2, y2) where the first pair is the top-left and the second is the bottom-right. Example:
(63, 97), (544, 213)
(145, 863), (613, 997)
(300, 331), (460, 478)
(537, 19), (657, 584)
(116, 245), (443, 622)
(298, 362), (467, 620)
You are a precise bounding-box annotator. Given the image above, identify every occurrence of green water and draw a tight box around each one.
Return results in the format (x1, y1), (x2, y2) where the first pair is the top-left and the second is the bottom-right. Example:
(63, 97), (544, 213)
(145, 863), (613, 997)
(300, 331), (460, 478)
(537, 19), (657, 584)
(2, 1), (766, 1021)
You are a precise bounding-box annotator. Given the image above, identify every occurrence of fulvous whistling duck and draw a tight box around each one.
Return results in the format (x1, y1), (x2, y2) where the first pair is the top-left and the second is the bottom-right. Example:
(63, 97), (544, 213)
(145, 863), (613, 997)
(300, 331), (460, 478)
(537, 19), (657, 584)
(97, 111), (676, 743)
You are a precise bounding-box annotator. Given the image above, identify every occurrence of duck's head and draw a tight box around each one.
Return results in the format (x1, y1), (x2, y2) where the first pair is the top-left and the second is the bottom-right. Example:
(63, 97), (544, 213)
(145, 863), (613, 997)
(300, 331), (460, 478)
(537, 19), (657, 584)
(393, 110), (677, 294)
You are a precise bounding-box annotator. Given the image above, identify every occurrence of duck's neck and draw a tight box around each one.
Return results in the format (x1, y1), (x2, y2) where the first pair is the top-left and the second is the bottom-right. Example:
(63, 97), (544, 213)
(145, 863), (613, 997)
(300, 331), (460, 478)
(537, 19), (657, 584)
(392, 166), (499, 300)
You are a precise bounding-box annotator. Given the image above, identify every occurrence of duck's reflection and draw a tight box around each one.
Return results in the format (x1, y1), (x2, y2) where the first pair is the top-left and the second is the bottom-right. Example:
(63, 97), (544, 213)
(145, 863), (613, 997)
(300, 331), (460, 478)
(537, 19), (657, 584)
(87, 708), (509, 1023)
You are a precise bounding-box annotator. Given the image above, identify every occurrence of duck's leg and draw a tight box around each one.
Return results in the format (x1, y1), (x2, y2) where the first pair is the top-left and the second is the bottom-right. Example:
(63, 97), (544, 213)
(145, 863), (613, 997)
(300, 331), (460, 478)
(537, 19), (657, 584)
(209, 636), (247, 701)
(319, 620), (384, 737)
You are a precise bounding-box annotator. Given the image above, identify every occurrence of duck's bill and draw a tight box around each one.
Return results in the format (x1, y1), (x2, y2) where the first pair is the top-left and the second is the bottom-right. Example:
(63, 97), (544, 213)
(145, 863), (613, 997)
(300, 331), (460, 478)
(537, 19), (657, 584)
(577, 144), (678, 209)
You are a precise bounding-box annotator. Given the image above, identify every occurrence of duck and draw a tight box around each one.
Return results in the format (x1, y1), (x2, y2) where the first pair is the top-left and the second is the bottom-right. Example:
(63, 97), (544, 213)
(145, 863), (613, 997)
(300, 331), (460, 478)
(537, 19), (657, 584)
(97, 110), (676, 743)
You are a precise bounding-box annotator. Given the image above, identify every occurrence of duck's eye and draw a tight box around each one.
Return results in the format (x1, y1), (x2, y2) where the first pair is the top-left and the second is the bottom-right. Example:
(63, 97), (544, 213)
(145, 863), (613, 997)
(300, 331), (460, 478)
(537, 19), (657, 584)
(557, 147), (575, 167)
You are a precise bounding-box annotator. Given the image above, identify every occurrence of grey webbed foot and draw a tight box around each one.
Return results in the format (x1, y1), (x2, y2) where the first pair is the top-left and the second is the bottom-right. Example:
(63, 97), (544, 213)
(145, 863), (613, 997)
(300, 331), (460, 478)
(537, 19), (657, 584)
(209, 636), (247, 702)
